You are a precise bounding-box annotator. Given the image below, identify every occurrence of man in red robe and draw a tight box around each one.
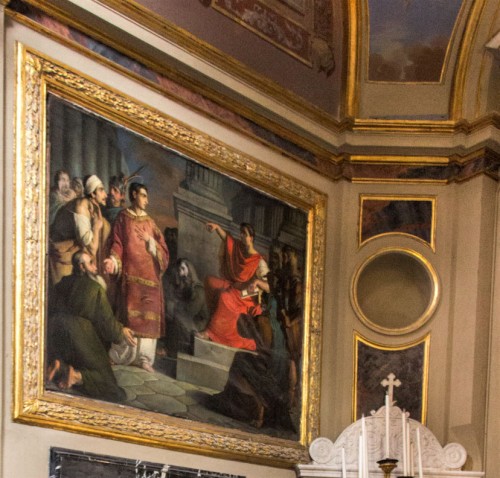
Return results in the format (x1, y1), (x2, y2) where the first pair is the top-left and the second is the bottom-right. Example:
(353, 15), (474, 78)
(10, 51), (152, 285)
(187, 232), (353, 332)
(104, 182), (169, 372)
(199, 222), (270, 351)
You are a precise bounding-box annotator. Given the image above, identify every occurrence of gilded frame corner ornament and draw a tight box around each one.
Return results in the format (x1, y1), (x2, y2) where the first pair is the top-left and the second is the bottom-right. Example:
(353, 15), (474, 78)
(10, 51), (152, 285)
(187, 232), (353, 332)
(13, 43), (327, 467)
(352, 332), (430, 424)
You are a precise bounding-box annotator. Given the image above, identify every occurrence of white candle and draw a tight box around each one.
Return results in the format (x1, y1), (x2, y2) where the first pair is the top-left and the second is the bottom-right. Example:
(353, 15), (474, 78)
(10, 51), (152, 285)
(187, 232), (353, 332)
(410, 441), (414, 477)
(416, 428), (423, 478)
(358, 433), (363, 478)
(342, 447), (347, 478)
(402, 412), (407, 475)
(406, 419), (411, 476)
(385, 393), (390, 457)
(362, 415), (368, 478)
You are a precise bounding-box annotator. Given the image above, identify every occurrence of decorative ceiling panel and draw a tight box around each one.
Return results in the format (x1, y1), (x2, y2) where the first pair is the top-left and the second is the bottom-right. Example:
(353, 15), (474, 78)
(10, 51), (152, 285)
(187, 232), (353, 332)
(211, 0), (333, 73)
(368, 0), (464, 82)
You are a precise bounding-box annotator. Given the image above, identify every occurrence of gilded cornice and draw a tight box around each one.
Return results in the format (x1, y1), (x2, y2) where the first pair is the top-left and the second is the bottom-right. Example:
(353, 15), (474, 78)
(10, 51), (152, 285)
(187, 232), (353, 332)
(345, 148), (500, 184)
(7, 1), (341, 166)
(20, 0), (342, 130)
(7, 0), (500, 184)
(345, 0), (360, 118)
(352, 114), (500, 135)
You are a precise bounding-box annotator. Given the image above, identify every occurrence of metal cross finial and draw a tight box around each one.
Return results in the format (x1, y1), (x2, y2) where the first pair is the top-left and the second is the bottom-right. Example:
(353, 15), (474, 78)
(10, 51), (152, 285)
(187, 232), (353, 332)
(381, 373), (401, 404)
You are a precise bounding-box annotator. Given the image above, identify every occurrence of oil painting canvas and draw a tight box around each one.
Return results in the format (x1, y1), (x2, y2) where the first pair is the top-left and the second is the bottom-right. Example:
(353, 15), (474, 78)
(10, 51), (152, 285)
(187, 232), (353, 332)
(45, 93), (307, 438)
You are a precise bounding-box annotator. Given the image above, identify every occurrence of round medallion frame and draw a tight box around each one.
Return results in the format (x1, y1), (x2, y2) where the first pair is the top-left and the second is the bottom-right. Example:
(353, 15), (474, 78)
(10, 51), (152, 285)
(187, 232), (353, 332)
(351, 247), (439, 335)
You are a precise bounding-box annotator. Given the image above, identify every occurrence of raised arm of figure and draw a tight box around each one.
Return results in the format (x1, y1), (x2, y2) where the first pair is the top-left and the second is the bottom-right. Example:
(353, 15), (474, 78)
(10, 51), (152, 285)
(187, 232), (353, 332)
(205, 222), (227, 241)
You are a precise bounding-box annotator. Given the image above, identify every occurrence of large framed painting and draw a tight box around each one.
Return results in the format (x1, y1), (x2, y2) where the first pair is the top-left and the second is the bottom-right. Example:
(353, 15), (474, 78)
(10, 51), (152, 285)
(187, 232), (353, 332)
(13, 45), (326, 467)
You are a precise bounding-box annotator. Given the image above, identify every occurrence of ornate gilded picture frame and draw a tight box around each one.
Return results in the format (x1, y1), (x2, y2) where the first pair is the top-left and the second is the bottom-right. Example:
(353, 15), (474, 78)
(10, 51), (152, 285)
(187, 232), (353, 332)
(13, 44), (326, 467)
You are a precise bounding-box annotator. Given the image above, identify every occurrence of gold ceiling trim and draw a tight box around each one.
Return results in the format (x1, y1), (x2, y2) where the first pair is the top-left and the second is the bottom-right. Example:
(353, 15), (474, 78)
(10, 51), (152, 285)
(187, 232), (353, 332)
(352, 114), (500, 134)
(72, 0), (341, 128)
(475, 2), (500, 118)
(450, 0), (488, 120)
(351, 178), (449, 185)
(350, 155), (449, 165)
(346, 0), (361, 118)
(450, 147), (496, 164)
(6, 0), (499, 169)
(337, 0), (350, 119)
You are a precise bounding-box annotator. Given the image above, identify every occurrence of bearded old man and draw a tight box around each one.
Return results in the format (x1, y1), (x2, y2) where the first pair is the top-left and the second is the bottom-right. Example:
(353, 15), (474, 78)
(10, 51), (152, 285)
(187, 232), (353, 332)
(104, 182), (169, 372)
(47, 250), (136, 402)
(49, 174), (110, 285)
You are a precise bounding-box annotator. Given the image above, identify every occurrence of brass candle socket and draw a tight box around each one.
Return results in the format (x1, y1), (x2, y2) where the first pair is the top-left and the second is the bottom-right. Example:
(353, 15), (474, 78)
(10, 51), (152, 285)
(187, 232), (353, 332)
(377, 458), (398, 478)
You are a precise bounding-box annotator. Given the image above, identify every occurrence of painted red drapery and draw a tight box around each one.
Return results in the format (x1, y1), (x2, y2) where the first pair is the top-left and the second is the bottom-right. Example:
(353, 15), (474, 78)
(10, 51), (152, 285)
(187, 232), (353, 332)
(108, 209), (169, 338)
(205, 235), (263, 350)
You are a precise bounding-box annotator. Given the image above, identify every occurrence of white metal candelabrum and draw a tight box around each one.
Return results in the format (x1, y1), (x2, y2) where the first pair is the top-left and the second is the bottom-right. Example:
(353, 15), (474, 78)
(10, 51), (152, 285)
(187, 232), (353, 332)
(296, 403), (478, 478)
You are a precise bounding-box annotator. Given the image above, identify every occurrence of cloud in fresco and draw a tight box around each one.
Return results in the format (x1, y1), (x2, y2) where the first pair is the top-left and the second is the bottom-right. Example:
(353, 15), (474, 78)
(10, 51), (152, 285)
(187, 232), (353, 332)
(368, 0), (463, 81)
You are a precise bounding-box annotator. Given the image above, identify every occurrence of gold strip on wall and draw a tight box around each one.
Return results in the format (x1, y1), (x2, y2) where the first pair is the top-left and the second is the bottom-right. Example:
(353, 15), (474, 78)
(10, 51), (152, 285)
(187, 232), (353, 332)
(346, 0), (360, 118)
(450, 0), (488, 120)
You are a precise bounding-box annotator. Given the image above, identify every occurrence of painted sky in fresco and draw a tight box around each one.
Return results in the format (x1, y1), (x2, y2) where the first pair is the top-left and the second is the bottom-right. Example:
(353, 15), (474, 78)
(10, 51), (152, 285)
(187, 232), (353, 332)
(368, 0), (463, 82)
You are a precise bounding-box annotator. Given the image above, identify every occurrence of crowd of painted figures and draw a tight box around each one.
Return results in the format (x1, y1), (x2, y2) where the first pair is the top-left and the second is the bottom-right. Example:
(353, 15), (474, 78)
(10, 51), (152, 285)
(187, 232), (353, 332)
(46, 169), (303, 431)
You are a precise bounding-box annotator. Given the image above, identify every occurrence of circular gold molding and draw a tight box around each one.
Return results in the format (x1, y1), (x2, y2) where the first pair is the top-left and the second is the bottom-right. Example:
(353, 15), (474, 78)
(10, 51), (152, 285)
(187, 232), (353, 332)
(351, 248), (439, 335)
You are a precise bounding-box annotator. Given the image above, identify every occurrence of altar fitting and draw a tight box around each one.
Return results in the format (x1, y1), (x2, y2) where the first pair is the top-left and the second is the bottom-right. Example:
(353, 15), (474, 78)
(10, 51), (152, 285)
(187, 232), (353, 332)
(295, 403), (483, 478)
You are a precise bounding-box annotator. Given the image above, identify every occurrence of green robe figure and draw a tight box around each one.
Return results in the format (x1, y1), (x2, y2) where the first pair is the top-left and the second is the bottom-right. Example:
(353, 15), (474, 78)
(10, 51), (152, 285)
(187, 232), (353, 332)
(47, 251), (136, 402)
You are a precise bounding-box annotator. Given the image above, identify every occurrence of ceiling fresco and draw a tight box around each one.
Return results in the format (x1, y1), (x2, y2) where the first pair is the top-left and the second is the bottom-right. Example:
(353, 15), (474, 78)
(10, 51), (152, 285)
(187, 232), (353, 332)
(211, 0), (334, 73)
(133, 0), (342, 116)
(8, 0), (497, 136)
(368, 0), (464, 82)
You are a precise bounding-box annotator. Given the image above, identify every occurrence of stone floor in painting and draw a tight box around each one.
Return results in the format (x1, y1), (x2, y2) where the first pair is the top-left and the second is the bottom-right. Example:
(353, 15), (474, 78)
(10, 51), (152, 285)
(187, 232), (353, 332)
(112, 360), (242, 430)
(47, 338), (298, 440)
(111, 358), (297, 440)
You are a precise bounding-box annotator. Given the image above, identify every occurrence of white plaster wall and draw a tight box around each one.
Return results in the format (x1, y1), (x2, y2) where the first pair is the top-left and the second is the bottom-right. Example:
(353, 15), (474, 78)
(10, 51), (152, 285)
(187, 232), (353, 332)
(1, 9), (498, 478)
(485, 182), (500, 476)
(322, 175), (496, 473)
(0, 18), (338, 478)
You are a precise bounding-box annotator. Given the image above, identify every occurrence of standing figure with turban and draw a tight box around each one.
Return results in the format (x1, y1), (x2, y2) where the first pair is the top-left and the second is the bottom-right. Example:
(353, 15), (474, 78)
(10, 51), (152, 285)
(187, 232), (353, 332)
(49, 174), (110, 285)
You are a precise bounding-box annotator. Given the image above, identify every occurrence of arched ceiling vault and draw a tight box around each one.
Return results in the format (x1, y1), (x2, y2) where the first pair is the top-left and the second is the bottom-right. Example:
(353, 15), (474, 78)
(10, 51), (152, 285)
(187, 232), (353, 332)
(6, 0), (500, 180)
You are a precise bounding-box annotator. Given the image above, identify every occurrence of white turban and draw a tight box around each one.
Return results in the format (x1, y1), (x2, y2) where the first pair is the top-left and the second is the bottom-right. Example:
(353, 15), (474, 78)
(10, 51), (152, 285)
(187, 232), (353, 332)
(84, 175), (104, 195)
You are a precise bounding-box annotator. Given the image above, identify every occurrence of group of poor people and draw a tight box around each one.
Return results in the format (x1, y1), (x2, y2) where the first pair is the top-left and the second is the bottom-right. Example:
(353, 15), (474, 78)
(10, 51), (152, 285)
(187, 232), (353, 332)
(46, 169), (302, 430)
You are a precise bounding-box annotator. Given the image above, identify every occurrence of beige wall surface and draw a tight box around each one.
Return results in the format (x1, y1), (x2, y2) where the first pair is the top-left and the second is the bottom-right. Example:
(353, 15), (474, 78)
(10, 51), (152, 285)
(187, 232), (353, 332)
(2, 8), (500, 478)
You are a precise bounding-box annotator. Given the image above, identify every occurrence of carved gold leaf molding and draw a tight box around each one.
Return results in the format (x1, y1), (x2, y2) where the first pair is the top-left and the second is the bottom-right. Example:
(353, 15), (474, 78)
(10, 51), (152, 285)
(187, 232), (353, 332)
(13, 44), (326, 467)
